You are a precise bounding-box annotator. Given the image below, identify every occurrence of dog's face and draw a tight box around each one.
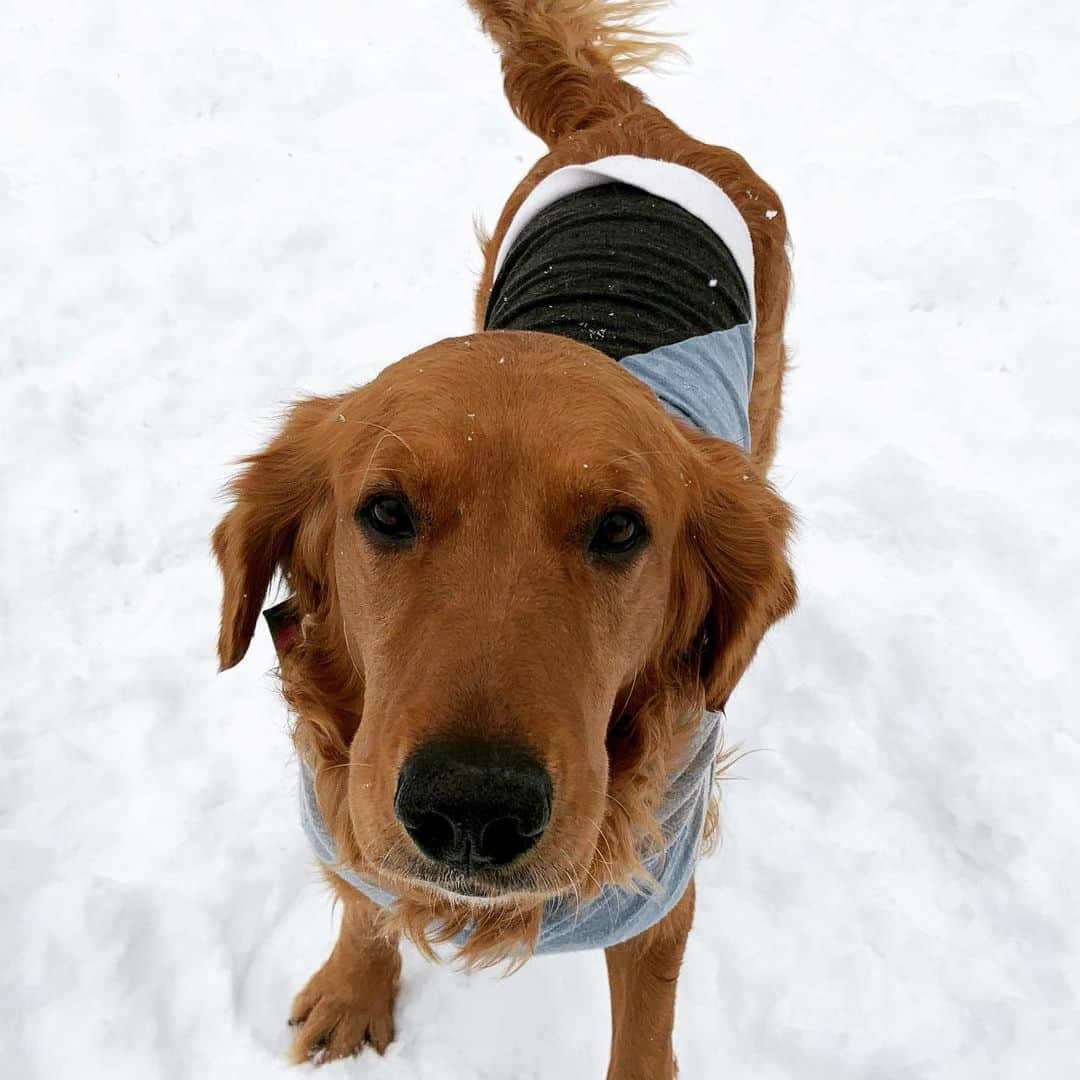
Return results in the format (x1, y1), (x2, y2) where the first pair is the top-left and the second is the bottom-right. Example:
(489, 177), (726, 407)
(214, 332), (794, 908)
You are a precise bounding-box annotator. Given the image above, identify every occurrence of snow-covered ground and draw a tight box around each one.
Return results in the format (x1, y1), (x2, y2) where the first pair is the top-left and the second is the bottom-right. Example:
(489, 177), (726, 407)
(3, 1), (1078, 1076)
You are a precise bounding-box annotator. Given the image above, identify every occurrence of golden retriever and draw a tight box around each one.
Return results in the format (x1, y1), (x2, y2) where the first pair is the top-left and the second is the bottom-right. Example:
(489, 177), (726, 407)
(213, 2), (795, 1075)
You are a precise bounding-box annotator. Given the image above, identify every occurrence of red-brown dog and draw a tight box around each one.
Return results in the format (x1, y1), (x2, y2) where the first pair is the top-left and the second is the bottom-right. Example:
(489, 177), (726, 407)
(214, 2), (795, 1075)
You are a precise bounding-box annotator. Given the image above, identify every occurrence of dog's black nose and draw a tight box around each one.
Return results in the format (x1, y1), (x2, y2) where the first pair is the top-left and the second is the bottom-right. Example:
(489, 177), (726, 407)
(394, 740), (552, 872)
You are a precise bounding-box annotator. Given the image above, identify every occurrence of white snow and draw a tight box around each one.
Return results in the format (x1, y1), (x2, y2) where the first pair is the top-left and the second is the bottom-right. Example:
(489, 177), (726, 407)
(3, 1), (1078, 1077)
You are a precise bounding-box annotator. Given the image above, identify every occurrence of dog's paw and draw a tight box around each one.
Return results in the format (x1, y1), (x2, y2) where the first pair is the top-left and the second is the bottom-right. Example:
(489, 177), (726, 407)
(288, 952), (399, 1065)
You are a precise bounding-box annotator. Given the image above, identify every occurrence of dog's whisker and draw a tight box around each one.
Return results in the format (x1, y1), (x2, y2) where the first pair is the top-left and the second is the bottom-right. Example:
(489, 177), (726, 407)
(318, 760), (375, 773)
(603, 788), (633, 819)
(580, 816), (617, 881)
(569, 839), (606, 897)
(595, 485), (647, 503)
(339, 419), (419, 463)
(339, 614), (364, 685)
(356, 430), (411, 505)
(614, 667), (642, 719)
(715, 745), (771, 774)
(604, 447), (685, 468)
(553, 846), (588, 923)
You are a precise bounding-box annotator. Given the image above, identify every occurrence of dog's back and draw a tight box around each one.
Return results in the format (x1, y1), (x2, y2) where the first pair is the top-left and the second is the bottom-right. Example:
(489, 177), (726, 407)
(468, 0), (793, 467)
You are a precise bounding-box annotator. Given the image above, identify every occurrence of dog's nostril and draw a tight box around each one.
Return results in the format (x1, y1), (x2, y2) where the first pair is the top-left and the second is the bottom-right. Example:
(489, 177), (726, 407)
(404, 811), (459, 864)
(478, 816), (533, 866)
(394, 739), (552, 873)
(518, 799), (551, 838)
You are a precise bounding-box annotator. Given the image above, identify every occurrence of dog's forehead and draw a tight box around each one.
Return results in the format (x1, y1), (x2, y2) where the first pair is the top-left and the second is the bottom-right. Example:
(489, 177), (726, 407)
(339, 334), (688, 492)
(364, 334), (676, 453)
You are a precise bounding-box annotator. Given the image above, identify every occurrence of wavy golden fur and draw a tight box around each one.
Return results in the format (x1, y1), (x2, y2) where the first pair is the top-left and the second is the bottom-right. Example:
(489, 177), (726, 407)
(213, 0), (795, 1070)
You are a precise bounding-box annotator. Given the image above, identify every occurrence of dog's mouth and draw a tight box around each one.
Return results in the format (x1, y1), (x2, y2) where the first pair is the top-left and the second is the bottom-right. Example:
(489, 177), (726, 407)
(403, 862), (551, 902)
(423, 874), (539, 904)
(374, 847), (572, 906)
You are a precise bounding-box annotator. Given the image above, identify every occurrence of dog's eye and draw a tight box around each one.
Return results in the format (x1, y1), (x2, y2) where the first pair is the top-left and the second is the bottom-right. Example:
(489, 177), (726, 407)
(590, 510), (648, 559)
(357, 493), (417, 543)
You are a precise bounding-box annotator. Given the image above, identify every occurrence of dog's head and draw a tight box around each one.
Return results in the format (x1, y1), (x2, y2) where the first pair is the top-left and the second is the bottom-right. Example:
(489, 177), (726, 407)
(214, 332), (793, 949)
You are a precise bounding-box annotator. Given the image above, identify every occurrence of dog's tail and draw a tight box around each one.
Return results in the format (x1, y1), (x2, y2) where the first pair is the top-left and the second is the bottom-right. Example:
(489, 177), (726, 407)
(465, 0), (681, 147)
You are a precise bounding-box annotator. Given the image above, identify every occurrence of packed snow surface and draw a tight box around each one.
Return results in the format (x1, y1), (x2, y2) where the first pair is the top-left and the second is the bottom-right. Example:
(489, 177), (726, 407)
(3, 1), (1078, 1077)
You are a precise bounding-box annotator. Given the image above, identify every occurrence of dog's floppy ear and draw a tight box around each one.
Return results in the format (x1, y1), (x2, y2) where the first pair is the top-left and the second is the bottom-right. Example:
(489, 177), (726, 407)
(682, 430), (797, 711)
(212, 395), (343, 671)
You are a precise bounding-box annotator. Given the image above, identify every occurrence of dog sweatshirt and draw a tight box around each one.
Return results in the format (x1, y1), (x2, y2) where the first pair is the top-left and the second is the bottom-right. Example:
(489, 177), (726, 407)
(292, 155), (754, 954)
(487, 154), (755, 451)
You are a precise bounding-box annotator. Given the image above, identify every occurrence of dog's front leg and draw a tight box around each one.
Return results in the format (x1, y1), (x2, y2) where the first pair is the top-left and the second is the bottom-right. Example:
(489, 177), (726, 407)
(604, 877), (695, 1080)
(289, 879), (401, 1065)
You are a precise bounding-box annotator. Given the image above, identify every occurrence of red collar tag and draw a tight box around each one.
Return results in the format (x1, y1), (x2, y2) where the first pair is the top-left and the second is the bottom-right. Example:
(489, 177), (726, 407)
(263, 598), (300, 658)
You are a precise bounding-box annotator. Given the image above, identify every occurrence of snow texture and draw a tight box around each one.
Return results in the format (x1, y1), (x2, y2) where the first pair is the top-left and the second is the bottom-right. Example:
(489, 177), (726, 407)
(3, 1), (1078, 1077)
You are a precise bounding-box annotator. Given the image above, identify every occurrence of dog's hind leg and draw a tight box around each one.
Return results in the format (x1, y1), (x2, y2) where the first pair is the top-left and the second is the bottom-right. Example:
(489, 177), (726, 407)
(604, 876), (695, 1080)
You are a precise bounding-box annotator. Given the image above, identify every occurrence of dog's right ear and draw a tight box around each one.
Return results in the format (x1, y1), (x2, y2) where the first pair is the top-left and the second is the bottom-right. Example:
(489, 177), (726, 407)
(678, 428), (797, 713)
(212, 395), (343, 671)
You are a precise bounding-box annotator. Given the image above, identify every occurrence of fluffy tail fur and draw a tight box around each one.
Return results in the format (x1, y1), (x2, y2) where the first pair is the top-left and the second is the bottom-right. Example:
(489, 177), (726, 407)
(465, 0), (681, 147)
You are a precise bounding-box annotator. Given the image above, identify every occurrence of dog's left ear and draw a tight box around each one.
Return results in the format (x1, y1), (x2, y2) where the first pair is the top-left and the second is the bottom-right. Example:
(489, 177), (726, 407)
(212, 395), (343, 672)
(682, 430), (797, 711)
